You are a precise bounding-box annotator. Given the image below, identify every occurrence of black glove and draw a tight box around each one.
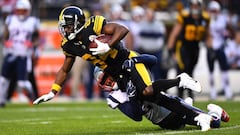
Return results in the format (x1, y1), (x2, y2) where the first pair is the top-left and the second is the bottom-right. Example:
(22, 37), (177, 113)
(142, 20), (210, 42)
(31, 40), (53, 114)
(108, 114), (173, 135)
(122, 59), (135, 72)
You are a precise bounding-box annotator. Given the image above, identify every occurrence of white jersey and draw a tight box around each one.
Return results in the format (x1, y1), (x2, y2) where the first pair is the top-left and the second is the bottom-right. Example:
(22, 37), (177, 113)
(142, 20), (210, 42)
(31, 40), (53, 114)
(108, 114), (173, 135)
(209, 14), (229, 50)
(129, 21), (141, 50)
(225, 39), (240, 66)
(5, 15), (40, 56)
(138, 20), (166, 52)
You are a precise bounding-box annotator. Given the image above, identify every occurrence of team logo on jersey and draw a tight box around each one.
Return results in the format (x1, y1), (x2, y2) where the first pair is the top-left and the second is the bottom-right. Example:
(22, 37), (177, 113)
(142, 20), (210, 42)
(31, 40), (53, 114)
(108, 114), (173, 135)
(74, 42), (80, 46)
(89, 35), (97, 42)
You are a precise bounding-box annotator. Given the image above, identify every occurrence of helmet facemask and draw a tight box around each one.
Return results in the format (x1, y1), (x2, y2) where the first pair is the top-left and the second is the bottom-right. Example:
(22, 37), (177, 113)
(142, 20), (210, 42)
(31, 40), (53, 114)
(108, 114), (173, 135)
(58, 6), (85, 40)
(190, 0), (202, 16)
(15, 0), (31, 21)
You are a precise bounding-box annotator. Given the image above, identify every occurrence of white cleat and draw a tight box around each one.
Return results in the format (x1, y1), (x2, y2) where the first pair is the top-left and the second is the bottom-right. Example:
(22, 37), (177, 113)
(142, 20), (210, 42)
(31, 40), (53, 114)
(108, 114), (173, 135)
(184, 97), (193, 106)
(194, 113), (212, 131)
(177, 73), (202, 93)
(207, 103), (230, 122)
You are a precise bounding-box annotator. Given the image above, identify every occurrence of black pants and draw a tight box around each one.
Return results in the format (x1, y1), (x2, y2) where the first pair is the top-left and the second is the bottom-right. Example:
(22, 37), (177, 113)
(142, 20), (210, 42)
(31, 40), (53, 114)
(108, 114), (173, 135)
(176, 43), (199, 99)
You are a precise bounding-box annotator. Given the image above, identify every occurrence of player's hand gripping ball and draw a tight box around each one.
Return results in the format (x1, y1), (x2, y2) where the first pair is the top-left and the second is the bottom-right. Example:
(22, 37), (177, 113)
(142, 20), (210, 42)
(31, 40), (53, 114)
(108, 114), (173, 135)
(89, 34), (112, 55)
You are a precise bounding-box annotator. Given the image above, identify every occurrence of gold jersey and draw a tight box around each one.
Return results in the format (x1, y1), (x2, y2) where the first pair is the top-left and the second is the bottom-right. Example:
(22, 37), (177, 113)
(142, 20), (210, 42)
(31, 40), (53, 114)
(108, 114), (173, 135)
(176, 10), (210, 45)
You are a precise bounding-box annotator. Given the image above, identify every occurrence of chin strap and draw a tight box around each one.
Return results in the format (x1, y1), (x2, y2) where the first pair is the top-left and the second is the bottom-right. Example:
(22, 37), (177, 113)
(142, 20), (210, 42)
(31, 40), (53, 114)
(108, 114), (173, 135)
(68, 24), (84, 40)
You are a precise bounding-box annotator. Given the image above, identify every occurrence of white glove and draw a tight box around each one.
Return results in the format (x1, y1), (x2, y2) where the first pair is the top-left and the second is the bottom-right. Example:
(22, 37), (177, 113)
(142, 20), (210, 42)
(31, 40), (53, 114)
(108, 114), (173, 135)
(33, 91), (55, 104)
(89, 39), (110, 55)
(106, 90), (129, 109)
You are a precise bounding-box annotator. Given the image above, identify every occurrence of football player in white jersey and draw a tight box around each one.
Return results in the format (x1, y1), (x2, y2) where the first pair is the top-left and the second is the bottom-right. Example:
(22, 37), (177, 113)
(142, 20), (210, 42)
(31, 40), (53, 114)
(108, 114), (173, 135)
(0, 0), (40, 107)
(93, 56), (230, 130)
(206, 1), (233, 100)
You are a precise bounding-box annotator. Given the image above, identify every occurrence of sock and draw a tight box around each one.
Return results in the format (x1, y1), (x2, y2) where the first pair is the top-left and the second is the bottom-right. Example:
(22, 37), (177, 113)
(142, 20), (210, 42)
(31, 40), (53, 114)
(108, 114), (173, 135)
(152, 78), (180, 93)
(0, 76), (10, 104)
(209, 73), (216, 99)
(222, 71), (232, 98)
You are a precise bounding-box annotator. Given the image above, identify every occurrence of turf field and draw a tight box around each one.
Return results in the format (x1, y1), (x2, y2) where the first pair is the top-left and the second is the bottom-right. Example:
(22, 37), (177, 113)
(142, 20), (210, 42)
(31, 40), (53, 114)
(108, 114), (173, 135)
(0, 101), (240, 135)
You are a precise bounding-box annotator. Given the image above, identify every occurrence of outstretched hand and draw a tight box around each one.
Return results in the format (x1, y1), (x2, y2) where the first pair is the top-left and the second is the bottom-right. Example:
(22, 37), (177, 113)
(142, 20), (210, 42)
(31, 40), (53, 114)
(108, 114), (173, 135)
(33, 92), (55, 104)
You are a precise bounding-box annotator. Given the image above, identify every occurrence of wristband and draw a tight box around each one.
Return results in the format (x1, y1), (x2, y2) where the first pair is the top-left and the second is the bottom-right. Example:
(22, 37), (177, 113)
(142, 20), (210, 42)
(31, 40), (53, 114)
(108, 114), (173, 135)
(51, 83), (62, 92)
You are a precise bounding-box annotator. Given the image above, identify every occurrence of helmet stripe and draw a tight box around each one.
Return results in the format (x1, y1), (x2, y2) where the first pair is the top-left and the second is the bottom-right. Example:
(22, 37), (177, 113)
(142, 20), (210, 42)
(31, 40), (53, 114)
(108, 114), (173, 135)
(59, 8), (66, 21)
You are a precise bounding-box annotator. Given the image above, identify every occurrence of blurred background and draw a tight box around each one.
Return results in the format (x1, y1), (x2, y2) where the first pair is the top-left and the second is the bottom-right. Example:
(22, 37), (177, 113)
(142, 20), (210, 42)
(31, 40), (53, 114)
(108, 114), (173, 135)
(0, 0), (240, 103)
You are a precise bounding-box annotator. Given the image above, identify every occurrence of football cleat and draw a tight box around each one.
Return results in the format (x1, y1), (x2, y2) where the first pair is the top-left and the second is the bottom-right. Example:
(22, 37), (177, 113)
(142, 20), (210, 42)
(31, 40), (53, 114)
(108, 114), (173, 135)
(207, 104), (230, 122)
(177, 73), (202, 93)
(184, 97), (193, 106)
(194, 113), (212, 131)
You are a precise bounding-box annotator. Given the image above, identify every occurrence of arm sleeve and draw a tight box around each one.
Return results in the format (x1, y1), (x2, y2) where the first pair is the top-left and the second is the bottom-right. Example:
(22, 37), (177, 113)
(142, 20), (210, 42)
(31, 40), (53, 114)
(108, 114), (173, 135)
(132, 54), (157, 68)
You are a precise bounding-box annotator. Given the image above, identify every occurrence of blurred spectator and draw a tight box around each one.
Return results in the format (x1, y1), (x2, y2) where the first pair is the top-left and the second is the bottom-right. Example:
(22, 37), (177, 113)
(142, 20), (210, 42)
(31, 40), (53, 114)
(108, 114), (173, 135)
(0, 0), (16, 20)
(227, 9), (239, 30)
(0, 0), (40, 107)
(108, 3), (134, 50)
(225, 29), (240, 69)
(167, 0), (210, 99)
(138, 8), (167, 80)
(69, 56), (88, 99)
(206, 0), (233, 100)
(128, 5), (144, 51)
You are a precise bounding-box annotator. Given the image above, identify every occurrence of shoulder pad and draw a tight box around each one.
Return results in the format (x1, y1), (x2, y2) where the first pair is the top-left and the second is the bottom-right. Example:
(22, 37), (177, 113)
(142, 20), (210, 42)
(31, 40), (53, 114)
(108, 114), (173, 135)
(93, 15), (106, 35)
(176, 9), (190, 24)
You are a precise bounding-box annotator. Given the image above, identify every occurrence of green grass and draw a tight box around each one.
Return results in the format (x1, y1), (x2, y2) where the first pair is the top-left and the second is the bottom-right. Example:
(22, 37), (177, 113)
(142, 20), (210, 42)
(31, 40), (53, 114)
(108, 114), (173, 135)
(0, 101), (240, 135)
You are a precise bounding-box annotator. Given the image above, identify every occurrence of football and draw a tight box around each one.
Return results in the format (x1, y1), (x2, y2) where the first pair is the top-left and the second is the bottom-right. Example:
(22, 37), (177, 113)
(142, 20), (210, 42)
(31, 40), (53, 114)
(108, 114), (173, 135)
(89, 34), (112, 48)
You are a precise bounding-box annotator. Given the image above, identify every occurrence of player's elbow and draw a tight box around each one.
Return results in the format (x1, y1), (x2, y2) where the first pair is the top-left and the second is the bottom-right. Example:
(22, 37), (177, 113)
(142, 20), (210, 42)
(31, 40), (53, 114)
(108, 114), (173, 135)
(119, 25), (129, 37)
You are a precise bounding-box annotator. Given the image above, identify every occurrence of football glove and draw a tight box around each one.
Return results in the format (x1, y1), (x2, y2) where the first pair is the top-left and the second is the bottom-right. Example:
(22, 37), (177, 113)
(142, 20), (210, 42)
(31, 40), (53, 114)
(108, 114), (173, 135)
(33, 91), (55, 104)
(107, 90), (129, 109)
(89, 39), (110, 55)
(97, 72), (118, 91)
(122, 59), (135, 72)
(4, 40), (13, 48)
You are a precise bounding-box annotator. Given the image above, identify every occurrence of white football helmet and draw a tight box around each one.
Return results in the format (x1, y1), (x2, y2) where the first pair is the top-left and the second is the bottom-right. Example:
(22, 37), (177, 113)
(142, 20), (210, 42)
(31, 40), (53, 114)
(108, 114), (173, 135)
(15, 0), (31, 20)
(208, 1), (221, 11)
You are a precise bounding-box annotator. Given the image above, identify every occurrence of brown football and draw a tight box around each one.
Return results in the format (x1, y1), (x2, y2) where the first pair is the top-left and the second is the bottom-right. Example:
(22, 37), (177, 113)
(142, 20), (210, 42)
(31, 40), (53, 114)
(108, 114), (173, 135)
(89, 34), (112, 48)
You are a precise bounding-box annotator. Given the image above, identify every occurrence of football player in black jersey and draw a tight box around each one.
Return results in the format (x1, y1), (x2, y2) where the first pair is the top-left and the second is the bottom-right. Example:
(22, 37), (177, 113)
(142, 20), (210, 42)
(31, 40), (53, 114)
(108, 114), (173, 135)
(33, 6), (212, 131)
(167, 0), (210, 99)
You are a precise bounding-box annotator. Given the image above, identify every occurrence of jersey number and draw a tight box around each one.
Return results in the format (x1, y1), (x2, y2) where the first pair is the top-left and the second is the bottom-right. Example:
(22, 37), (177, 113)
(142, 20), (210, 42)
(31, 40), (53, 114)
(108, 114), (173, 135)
(185, 25), (205, 41)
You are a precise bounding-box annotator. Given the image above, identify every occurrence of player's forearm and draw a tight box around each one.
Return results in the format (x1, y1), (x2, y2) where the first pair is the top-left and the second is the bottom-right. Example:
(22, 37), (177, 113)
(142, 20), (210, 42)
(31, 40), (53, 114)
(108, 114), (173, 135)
(110, 27), (128, 46)
(51, 68), (68, 94)
(104, 23), (129, 47)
